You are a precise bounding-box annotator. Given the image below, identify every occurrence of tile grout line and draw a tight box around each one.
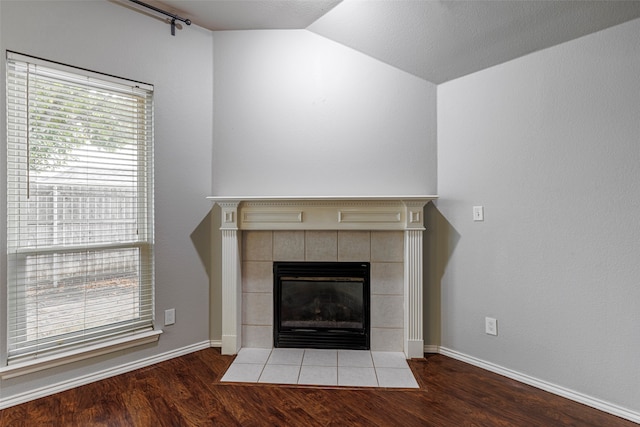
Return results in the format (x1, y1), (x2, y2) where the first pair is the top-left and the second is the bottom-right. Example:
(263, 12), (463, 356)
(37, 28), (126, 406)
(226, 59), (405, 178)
(336, 350), (340, 386)
(372, 353), (380, 387)
(255, 349), (268, 383)
(295, 350), (304, 384)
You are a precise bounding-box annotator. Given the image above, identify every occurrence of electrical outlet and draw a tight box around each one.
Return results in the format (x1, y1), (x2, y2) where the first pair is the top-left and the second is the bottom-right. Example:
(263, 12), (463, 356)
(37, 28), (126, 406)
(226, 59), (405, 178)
(485, 317), (497, 336)
(164, 308), (176, 326)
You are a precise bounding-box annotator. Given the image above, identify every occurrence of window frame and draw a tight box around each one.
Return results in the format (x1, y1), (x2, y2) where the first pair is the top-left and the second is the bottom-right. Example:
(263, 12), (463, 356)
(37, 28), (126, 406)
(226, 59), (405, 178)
(3, 51), (159, 377)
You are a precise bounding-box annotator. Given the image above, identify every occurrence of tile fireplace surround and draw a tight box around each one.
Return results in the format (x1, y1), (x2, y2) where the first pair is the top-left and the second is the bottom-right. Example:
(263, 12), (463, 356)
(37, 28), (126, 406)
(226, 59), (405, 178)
(208, 196), (437, 359)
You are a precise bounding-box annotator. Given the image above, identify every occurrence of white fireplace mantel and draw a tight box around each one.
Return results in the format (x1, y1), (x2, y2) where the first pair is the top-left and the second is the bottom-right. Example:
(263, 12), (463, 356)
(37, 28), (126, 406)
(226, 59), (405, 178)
(208, 195), (438, 359)
(207, 195), (437, 231)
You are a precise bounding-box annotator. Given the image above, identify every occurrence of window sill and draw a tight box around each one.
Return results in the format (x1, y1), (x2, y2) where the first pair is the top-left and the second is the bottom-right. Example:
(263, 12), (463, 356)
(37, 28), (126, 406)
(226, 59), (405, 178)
(0, 329), (163, 380)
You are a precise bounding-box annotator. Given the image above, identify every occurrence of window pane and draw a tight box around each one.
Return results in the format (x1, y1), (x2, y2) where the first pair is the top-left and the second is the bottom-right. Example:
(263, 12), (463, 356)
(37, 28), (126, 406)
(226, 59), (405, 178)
(11, 248), (145, 352)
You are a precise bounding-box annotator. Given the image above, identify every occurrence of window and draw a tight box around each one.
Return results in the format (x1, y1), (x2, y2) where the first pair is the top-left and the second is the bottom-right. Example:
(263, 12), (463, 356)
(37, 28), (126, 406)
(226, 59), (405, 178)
(5, 52), (155, 366)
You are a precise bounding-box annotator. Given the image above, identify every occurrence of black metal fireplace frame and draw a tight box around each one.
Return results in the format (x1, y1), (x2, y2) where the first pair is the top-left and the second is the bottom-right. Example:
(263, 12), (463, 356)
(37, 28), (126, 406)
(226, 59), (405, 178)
(273, 261), (370, 350)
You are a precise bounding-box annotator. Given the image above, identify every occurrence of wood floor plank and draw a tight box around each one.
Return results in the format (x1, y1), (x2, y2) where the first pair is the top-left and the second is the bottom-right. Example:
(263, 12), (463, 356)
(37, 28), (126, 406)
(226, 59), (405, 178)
(0, 348), (636, 426)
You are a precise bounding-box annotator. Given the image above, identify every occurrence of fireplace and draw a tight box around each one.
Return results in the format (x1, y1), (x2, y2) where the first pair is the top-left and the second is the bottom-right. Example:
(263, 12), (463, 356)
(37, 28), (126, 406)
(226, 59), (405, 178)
(209, 196), (437, 358)
(274, 262), (370, 350)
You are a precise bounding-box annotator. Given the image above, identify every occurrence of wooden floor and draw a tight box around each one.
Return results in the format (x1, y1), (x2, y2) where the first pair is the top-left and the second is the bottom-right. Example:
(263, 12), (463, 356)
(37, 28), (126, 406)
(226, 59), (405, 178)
(0, 348), (635, 426)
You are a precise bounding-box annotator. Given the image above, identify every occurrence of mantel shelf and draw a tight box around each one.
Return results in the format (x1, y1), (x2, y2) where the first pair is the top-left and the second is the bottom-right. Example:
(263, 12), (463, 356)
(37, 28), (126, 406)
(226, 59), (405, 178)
(207, 195), (438, 202)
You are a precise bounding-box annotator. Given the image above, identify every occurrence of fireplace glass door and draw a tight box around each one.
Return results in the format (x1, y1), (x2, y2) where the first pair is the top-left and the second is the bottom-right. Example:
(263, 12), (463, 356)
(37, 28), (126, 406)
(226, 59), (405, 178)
(274, 262), (370, 350)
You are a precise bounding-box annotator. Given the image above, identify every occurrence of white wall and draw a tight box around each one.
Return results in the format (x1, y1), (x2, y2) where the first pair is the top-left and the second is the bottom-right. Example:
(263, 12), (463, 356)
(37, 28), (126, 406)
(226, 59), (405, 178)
(0, 1), (213, 402)
(212, 30), (437, 197)
(437, 18), (640, 414)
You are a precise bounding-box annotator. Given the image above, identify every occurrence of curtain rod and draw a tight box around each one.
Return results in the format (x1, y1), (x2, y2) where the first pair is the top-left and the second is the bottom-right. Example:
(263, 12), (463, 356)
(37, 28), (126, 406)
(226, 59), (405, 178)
(128, 0), (191, 36)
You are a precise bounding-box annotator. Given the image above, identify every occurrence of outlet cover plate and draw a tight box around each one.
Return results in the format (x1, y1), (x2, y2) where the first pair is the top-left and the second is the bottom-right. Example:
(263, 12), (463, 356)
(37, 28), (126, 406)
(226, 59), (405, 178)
(165, 308), (176, 326)
(485, 317), (497, 336)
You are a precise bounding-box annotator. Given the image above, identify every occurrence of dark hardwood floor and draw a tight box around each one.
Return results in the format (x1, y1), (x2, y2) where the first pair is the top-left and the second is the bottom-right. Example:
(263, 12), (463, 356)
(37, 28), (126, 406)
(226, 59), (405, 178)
(0, 348), (635, 426)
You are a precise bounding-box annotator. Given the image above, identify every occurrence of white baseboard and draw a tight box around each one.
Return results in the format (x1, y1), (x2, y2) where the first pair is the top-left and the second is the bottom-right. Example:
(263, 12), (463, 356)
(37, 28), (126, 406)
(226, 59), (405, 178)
(423, 344), (439, 354)
(0, 340), (211, 410)
(438, 346), (640, 425)
(210, 339), (222, 348)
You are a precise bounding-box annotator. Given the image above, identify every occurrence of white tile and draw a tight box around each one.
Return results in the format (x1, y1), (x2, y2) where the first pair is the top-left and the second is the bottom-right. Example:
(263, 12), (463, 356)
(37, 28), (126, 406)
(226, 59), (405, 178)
(376, 367), (419, 388)
(242, 261), (273, 293)
(242, 325), (273, 348)
(338, 367), (378, 387)
(371, 231), (404, 262)
(221, 363), (264, 383)
(242, 292), (273, 325)
(372, 351), (408, 368)
(370, 262), (404, 295)
(234, 348), (272, 365)
(298, 365), (337, 386)
(370, 327), (403, 352)
(273, 231), (305, 261)
(337, 350), (373, 367)
(302, 349), (337, 366)
(370, 295), (404, 328)
(267, 348), (305, 365)
(305, 231), (338, 261)
(337, 231), (370, 261)
(259, 364), (301, 384)
(243, 231), (273, 261)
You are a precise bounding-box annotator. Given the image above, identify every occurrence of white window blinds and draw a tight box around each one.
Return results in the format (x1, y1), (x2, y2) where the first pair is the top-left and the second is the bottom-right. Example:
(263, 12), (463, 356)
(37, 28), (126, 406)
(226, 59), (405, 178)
(6, 52), (155, 363)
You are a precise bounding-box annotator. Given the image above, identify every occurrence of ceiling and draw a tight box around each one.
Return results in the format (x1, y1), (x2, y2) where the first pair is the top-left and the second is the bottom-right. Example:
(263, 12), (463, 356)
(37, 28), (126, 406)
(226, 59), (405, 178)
(146, 0), (640, 84)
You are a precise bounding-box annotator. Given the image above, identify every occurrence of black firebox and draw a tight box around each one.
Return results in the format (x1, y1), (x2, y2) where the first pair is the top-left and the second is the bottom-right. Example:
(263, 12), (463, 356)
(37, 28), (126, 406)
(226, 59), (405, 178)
(273, 262), (370, 350)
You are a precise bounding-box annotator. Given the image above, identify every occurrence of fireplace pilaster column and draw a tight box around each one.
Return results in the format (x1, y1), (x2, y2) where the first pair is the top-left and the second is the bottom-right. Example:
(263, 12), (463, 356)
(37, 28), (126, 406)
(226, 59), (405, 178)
(219, 202), (242, 355)
(403, 200), (427, 359)
(404, 229), (424, 358)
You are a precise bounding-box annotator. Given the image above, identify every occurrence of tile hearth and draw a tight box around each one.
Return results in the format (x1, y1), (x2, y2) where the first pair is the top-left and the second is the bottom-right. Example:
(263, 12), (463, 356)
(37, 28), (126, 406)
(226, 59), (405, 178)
(221, 348), (419, 388)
